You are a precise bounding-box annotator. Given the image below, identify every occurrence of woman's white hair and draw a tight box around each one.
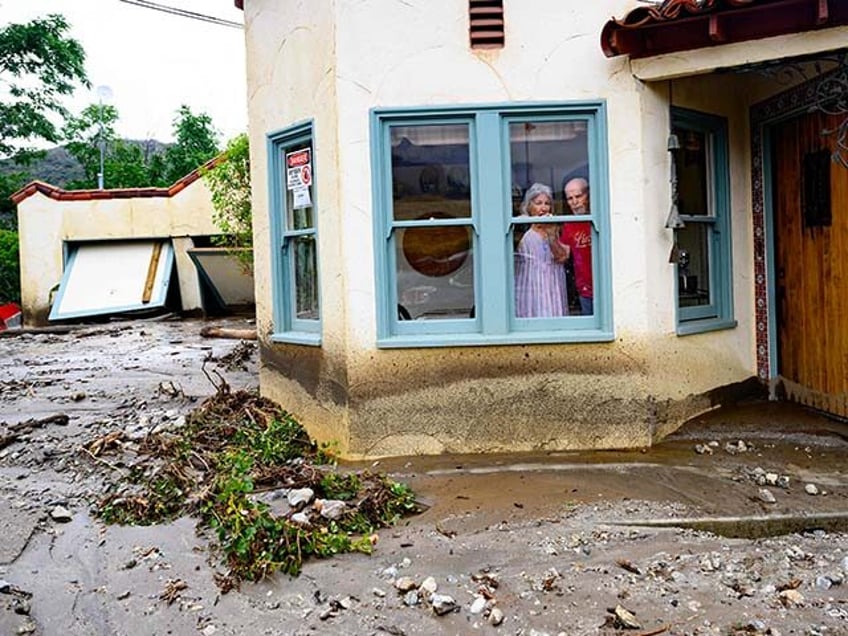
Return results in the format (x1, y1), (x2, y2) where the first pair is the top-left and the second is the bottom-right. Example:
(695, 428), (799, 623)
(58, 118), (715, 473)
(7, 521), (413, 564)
(520, 182), (553, 215)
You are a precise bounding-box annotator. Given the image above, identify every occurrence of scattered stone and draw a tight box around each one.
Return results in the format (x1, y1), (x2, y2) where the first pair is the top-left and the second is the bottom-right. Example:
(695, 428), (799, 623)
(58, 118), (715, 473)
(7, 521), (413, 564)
(201, 625), (217, 636)
(315, 499), (346, 520)
(372, 587), (386, 598)
(489, 607), (504, 626)
(117, 590), (131, 600)
(804, 484), (820, 496)
(694, 443), (713, 455)
(403, 590), (419, 606)
(13, 598), (31, 615)
(609, 604), (641, 629)
(50, 505), (72, 522)
(778, 589), (804, 607)
(815, 575), (833, 590)
(430, 593), (457, 616)
(725, 440), (749, 454)
(394, 576), (417, 592)
(287, 488), (314, 508)
(290, 511), (311, 526)
(419, 576), (437, 596)
(777, 475), (790, 489)
(469, 595), (487, 614)
(758, 488), (777, 504)
(15, 618), (37, 635)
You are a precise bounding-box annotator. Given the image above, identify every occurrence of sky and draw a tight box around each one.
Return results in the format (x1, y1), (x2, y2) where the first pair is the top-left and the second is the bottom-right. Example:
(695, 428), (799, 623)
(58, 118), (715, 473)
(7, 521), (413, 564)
(0, 0), (247, 145)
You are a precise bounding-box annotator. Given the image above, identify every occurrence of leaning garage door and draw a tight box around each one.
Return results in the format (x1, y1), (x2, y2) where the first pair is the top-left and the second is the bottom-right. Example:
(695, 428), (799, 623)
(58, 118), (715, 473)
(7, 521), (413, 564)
(49, 240), (174, 321)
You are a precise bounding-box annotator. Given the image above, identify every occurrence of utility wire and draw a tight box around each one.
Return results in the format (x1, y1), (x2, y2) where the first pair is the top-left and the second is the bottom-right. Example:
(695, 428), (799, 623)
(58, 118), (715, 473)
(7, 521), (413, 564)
(117, 0), (243, 29)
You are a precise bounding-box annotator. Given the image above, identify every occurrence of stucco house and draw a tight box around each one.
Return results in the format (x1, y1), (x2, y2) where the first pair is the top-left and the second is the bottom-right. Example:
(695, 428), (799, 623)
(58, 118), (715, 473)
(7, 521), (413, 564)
(235, 0), (848, 458)
(13, 161), (254, 325)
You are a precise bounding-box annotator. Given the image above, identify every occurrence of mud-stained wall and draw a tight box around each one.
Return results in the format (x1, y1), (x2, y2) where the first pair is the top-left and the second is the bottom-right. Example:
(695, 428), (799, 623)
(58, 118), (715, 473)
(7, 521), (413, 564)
(16, 184), (218, 325)
(242, 0), (775, 458)
(258, 329), (752, 458)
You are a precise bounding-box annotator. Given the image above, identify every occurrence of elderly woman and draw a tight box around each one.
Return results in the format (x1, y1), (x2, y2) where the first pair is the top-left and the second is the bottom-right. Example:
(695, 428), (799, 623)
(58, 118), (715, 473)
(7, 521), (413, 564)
(514, 182), (569, 317)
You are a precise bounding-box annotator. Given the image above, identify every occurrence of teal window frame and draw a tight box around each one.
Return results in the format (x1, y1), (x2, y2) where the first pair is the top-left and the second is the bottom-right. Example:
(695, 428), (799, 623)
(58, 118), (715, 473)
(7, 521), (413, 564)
(267, 120), (321, 345)
(672, 107), (736, 335)
(371, 101), (612, 348)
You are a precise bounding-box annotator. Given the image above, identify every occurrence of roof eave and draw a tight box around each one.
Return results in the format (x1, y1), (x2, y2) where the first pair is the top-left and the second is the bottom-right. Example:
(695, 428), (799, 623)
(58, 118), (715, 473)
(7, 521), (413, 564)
(602, 0), (848, 59)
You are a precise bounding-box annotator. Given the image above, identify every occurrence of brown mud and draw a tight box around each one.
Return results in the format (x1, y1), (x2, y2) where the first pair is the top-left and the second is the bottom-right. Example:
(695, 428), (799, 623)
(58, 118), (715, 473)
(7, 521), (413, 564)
(1, 318), (847, 635)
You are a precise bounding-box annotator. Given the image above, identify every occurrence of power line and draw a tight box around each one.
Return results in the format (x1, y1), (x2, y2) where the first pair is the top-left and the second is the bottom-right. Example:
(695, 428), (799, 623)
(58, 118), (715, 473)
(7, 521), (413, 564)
(117, 0), (243, 29)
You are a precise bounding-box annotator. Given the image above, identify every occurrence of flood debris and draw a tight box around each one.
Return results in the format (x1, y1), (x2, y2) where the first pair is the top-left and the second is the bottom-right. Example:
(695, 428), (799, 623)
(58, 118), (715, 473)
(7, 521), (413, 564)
(82, 380), (419, 589)
(159, 578), (188, 605)
(0, 413), (69, 451)
(199, 326), (257, 340)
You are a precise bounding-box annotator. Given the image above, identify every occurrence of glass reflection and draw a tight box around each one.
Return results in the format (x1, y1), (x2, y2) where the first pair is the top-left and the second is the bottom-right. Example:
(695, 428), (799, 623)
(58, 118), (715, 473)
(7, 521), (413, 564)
(395, 226), (474, 320)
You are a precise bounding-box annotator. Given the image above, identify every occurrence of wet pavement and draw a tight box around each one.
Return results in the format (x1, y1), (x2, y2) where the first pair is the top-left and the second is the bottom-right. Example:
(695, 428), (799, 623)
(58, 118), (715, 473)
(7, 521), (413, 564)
(1, 318), (847, 635)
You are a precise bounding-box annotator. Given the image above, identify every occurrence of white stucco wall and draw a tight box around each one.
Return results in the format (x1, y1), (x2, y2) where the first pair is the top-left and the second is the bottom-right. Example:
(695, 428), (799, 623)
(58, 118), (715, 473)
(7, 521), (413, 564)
(242, 0), (842, 456)
(16, 180), (219, 324)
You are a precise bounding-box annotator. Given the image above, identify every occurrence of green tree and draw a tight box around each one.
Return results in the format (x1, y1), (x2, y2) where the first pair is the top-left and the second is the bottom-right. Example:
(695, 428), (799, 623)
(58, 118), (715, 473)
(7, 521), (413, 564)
(162, 105), (220, 183)
(204, 133), (252, 270)
(0, 14), (89, 164)
(0, 227), (20, 303)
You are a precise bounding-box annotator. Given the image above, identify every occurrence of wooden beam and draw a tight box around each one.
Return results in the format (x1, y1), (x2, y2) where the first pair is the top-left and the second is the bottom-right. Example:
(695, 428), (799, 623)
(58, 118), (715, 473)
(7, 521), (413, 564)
(142, 242), (163, 304)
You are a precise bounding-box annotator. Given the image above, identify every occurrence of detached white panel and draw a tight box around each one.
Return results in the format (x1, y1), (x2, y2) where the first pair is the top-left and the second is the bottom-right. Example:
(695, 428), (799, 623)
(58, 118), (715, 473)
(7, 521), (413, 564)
(49, 240), (174, 320)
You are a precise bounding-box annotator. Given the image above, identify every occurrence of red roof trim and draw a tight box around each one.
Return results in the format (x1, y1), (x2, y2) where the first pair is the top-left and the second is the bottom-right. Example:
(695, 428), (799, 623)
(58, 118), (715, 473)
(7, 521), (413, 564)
(11, 155), (223, 205)
(601, 0), (848, 59)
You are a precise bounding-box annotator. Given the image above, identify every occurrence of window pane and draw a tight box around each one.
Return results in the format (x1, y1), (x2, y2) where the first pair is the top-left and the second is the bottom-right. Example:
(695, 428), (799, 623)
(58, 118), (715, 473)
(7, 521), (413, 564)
(293, 235), (319, 319)
(677, 223), (711, 307)
(390, 124), (471, 221)
(509, 121), (593, 317)
(285, 143), (314, 230)
(396, 226), (474, 320)
(513, 223), (569, 318)
(674, 127), (709, 217)
(509, 121), (588, 215)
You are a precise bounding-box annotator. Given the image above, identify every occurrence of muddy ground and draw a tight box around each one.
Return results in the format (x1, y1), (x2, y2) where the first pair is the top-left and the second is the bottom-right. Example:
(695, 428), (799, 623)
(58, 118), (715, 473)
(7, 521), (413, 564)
(1, 317), (847, 636)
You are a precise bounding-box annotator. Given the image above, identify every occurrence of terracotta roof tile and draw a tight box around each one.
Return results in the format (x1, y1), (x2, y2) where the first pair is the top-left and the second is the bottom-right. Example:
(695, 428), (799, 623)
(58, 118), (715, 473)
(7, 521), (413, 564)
(11, 155), (223, 205)
(601, 0), (848, 59)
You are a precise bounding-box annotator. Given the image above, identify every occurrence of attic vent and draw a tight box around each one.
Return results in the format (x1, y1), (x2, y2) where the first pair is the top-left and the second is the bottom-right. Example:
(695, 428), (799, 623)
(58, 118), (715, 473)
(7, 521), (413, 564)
(469, 0), (504, 49)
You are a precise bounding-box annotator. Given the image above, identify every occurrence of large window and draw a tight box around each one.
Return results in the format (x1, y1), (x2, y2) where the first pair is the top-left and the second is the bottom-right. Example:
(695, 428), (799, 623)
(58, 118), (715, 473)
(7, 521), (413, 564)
(371, 103), (611, 347)
(268, 121), (320, 344)
(671, 108), (735, 334)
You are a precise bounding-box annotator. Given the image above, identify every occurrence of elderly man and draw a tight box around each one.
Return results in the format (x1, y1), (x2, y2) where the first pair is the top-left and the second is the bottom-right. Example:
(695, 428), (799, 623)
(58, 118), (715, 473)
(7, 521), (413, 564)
(559, 177), (593, 316)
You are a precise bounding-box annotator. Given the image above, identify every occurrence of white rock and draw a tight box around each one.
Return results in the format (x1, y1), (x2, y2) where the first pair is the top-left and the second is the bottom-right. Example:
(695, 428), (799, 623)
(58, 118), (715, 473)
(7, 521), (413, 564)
(805, 484), (820, 496)
(290, 511), (311, 526)
(490, 607), (505, 626)
(419, 576), (437, 595)
(430, 593), (457, 616)
(50, 506), (72, 522)
(287, 488), (315, 507)
(469, 595), (487, 614)
(765, 472), (779, 485)
(758, 488), (776, 504)
(315, 499), (346, 520)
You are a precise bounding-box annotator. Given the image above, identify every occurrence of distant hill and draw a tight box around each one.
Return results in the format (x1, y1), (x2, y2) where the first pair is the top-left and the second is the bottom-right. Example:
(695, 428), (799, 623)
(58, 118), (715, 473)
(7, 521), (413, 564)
(0, 140), (170, 189)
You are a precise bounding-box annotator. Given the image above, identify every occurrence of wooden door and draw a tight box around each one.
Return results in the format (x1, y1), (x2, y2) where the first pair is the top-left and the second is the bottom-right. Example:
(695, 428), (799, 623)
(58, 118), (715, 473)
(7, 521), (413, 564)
(772, 110), (848, 416)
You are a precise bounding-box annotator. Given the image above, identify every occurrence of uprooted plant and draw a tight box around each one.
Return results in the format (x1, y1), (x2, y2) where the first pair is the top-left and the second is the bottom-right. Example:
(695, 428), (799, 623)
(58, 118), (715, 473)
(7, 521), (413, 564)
(85, 381), (418, 590)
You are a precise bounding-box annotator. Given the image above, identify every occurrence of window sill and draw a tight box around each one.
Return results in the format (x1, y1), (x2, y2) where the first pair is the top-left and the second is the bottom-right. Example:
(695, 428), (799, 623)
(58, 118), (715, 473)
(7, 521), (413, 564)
(676, 318), (737, 336)
(269, 332), (322, 346)
(377, 329), (614, 349)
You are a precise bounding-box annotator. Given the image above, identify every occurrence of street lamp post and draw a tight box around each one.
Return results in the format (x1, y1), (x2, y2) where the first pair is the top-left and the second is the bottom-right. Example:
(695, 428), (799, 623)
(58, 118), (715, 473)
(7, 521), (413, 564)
(95, 85), (113, 189)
